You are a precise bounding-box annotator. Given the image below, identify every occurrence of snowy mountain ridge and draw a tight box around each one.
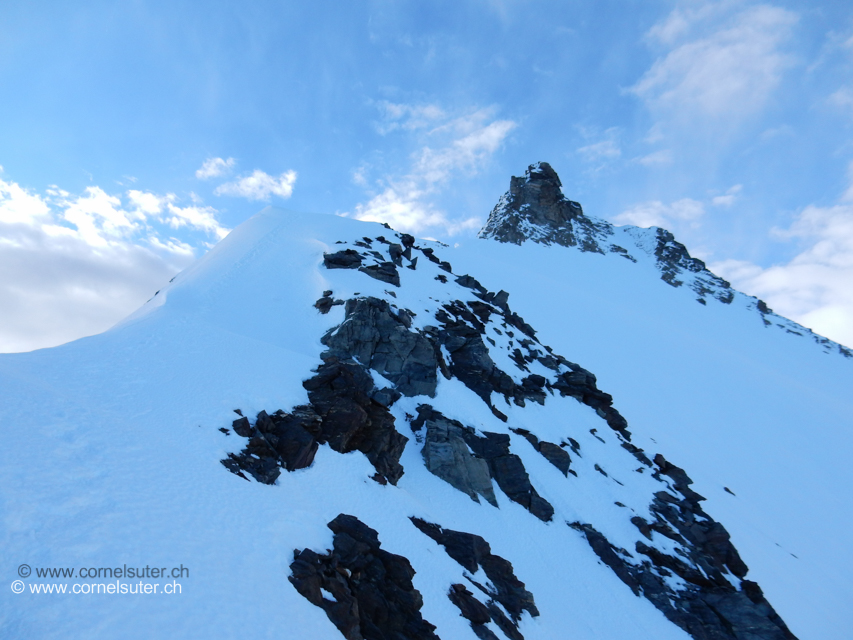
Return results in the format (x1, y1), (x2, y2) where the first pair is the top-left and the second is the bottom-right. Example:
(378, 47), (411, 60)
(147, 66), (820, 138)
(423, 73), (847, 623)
(480, 162), (851, 358)
(1, 165), (851, 640)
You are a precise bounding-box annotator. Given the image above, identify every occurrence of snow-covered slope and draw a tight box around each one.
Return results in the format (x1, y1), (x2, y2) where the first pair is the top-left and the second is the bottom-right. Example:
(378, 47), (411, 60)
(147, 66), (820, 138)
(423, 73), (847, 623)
(1, 168), (851, 640)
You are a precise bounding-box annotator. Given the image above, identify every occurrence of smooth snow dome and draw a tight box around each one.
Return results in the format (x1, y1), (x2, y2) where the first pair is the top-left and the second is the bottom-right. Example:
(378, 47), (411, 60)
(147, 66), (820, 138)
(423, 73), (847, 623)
(1, 208), (851, 640)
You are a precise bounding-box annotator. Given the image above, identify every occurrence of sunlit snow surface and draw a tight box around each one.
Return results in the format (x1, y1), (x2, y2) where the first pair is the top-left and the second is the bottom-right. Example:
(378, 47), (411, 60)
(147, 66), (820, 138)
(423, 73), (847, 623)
(1, 208), (851, 639)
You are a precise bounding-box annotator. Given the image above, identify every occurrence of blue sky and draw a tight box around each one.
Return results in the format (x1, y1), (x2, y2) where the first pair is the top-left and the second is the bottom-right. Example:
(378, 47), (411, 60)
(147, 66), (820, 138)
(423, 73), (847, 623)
(2, 0), (853, 351)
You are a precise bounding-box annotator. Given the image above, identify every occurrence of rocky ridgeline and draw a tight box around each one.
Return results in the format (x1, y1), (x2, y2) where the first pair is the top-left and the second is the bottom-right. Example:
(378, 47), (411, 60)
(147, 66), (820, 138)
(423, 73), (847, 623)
(219, 221), (797, 639)
(480, 162), (850, 357)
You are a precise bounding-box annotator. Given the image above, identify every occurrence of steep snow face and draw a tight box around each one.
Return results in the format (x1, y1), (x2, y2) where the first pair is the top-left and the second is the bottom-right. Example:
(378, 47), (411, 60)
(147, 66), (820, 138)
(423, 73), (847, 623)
(479, 162), (851, 358)
(0, 203), (850, 640)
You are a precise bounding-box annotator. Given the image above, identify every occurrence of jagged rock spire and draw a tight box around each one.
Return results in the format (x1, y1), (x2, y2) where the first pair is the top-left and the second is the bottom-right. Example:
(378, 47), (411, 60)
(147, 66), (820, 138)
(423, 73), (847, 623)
(478, 162), (612, 252)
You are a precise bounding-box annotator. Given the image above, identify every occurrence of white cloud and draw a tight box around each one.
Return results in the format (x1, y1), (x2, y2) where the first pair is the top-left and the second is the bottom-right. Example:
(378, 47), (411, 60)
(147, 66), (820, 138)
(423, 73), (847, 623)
(196, 157), (236, 180)
(0, 174), (229, 353)
(350, 105), (516, 235)
(127, 190), (164, 216)
(631, 4), (797, 121)
(635, 149), (673, 166)
(711, 184), (743, 207)
(214, 169), (297, 201)
(165, 203), (230, 240)
(613, 197), (705, 228)
(60, 187), (139, 247)
(576, 127), (622, 174)
(375, 101), (446, 134)
(712, 190), (853, 348)
(0, 179), (51, 224)
(578, 139), (621, 162)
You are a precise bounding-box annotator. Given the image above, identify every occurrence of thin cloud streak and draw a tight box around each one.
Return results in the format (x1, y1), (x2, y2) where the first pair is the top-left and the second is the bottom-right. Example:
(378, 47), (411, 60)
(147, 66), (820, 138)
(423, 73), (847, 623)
(350, 105), (516, 235)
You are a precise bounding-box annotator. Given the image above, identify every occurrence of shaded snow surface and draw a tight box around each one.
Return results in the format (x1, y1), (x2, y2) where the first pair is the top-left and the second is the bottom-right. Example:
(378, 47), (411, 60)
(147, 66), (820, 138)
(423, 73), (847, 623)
(1, 207), (851, 640)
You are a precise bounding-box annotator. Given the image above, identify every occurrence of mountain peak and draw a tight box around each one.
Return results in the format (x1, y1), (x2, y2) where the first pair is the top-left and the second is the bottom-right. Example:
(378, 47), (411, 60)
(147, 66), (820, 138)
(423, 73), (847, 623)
(479, 163), (852, 358)
(479, 162), (604, 248)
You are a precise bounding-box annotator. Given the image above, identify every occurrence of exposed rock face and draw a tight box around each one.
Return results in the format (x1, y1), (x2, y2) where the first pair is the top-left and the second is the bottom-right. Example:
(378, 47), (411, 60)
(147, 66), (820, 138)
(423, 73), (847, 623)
(412, 405), (553, 522)
(220, 224), (801, 640)
(479, 162), (850, 357)
(222, 358), (407, 485)
(290, 514), (440, 640)
(323, 297), (438, 398)
(478, 161), (612, 253)
(305, 358), (407, 484)
(411, 518), (539, 640)
(413, 406), (497, 506)
(478, 162), (738, 307)
(411, 517), (538, 640)
(222, 408), (321, 484)
(570, 454), (797, 640)
(651, 228), (735, 305)
(511, 428), (572, 476)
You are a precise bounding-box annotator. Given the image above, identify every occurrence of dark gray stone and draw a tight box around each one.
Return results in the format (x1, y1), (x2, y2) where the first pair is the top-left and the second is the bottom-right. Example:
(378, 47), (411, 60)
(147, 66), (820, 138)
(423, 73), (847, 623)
(413, 406), (497, 506)
(358, 262), (400, 286)
(478, 162), (611, 253)
(290, 514), (440, 640)
(322, 297), (438, 398)
(411, 517), (539, 624)
(324, 249), (363, 269)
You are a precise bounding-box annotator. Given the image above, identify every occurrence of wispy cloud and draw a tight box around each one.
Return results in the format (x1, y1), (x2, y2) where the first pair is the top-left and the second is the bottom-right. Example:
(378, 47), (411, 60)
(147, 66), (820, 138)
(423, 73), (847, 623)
(0, 173), (229, 353)
(213, 169), (297, 201)
(634, 149), (673, 166)
(196, 157), (236, 180)
(631, 3), (798, 122)
(711, 184), (743, 207)
(374, 101), (446, 134)
(712, 169), (853, 347)
(613, 197), (705, 229)
(349, 105), (516, 235)
(578, 130), (621, 162)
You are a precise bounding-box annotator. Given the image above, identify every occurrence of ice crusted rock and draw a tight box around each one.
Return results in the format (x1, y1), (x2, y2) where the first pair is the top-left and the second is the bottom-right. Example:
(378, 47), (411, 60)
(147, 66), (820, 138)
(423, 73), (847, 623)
(290, 514), (439, 640)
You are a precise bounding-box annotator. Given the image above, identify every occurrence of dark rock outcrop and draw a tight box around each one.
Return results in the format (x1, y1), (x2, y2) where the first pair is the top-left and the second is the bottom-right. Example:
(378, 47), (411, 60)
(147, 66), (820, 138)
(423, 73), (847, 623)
(411, 517), (538, 631)
(412, 406), (496, 506)
(304, 358), (408, 484)
(652, 228), (734, 304)
(322, 297), (438, 398)
(290, 514), (440, 640)
(412, 406), (553, 522)
(315, 290), (344, 314)
(222, 358), (407, 485)
(478, 162), (612, 253)
(570, 455), (797, 640)
(359, 262), (401, 286)
(324, 249), (364, 269)
(510, 428), (572, 476)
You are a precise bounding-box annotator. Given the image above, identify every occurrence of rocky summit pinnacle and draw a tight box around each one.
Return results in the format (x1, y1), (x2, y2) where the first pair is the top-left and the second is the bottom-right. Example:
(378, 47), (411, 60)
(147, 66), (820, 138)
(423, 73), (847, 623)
(478, 162), (852, 357)
(478, 161), (613, 252)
